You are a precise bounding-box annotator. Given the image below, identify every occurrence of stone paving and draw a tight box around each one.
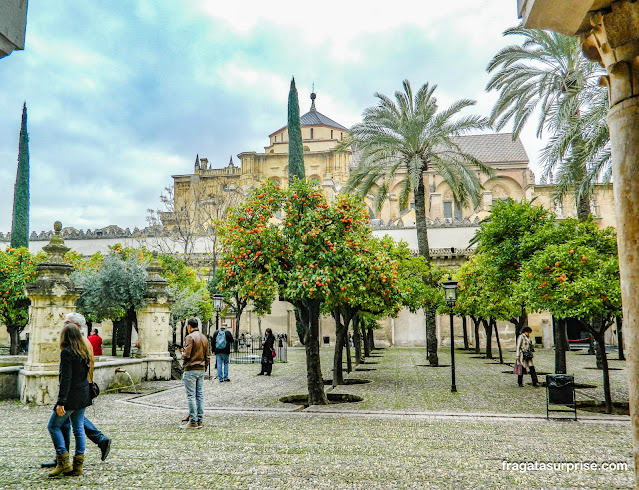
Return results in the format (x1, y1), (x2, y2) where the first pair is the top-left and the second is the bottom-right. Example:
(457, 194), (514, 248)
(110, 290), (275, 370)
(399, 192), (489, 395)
(0, 347), (634, 488)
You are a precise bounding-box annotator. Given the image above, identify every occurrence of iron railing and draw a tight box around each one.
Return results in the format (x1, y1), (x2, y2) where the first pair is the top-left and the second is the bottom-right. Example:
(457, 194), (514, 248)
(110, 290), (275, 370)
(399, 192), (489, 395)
(229, 334), (288, 363)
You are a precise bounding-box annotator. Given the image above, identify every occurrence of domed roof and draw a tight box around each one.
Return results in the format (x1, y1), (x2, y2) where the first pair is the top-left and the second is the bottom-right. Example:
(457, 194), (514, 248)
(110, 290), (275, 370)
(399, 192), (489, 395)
(269, 92), (347, 137)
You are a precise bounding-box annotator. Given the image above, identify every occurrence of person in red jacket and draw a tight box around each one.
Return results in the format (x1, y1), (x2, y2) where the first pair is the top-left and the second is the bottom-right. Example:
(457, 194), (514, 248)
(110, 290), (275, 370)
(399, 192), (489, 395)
(87, 329), (102, 356)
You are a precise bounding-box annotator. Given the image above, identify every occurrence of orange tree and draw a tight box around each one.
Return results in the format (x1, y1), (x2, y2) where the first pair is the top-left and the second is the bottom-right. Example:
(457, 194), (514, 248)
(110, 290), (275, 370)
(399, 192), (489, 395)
(0, 247), (44, 354)
(471, 199), (557, 340)
(325, 230), (402, 385)
(517, 219), (621, 413)
(455, 255), (483, 354)
(455, 252), (518, 361)
(390, 239), (448, 355)
(217, 179), (390, 405)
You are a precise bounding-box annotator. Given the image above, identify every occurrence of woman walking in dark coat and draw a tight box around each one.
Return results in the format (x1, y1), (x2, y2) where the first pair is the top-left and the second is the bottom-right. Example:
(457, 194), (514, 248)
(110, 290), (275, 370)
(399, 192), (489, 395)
(46, 324), (92, 477)
(258, 328), (275, 376)
(516, 326), (539, 387)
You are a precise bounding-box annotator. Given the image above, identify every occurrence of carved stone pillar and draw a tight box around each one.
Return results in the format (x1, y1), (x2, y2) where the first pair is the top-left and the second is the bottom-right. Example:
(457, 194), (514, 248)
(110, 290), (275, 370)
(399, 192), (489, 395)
(136, 252), (172, 380)
(138, 252), (172, 380)
(580, 0), (639, 476)
(19, 222), (81, 405)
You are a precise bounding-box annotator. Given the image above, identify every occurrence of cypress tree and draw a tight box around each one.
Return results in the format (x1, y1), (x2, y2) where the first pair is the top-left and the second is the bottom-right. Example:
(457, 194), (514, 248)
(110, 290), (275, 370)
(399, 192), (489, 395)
(10, 102), (30, 249)
(287, 77), (305, 181)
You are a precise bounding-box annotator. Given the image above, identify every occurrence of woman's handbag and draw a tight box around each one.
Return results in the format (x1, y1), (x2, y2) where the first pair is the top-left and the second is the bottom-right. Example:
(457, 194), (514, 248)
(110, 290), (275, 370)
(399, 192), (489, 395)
(522, 350), (534, 361)
(88, 359), (99, 400)
(513, 362), (523, 375)
(271, 348), (277, 358)
(89, 382), (100, 400)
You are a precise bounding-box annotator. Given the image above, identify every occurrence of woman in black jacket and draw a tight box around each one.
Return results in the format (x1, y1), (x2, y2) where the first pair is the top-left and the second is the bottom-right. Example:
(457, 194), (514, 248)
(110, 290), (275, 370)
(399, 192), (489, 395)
(46, 324), (92, 477)
(258, 328), (275, 376)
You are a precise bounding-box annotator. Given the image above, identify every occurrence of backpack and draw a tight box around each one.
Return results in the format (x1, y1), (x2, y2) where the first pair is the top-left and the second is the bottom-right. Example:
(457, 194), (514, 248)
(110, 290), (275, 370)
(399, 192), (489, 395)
(216, 330), (227, 350)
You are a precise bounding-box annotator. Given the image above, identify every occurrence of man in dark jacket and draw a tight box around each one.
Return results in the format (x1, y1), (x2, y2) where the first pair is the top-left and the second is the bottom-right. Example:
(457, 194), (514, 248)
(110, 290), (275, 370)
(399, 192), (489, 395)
(41, 313), (111, 468)
(181, 318), (210, 429)
(213, 323), (234, 383)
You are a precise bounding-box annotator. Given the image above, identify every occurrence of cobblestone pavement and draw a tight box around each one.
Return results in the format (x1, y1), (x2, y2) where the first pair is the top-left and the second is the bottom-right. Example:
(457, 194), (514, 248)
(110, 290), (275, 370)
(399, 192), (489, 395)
(0, 347), (634, 489)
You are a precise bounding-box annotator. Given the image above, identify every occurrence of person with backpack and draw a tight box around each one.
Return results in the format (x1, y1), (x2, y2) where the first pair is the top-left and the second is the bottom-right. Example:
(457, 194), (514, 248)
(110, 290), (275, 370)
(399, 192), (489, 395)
(213, 323), (234, 382)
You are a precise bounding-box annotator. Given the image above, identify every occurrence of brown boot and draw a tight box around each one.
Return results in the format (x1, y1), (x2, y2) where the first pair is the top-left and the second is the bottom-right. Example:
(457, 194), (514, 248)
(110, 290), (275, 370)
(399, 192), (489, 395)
(48, 452), (72, 477)
(64, 454), (84, 476)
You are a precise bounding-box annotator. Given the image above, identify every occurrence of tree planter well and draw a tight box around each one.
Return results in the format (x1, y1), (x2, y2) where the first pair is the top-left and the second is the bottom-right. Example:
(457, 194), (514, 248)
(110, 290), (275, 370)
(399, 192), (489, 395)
(576, 400), (629, 416)
(279, 393), (363, 406)
(323, 378), (371, 385)
(354, 367), (376, 371)
(416, 364), (451, 368)
(584, 367), (623, 371)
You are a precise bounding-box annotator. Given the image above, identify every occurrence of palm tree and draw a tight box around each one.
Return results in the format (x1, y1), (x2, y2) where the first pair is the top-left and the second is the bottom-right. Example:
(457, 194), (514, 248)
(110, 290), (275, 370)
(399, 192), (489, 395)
(337, 80), (491, 365)
(486, 26), (609, 220)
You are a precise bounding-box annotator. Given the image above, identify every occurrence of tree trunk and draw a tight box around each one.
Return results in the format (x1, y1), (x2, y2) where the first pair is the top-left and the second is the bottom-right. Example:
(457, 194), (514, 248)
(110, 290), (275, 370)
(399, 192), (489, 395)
(332, 310), (347, 387)
(345, 333), (352, 374)
(471, 316), (481, 354)
(616, 316), (625, 361)
(594, 330), (613, 414)
(519, 304), (528, 340)
(553, 316), (568, 374)
(353, 316), (362, 364)
(361, 320), (371, 358)
(425, 306), (438, 366)
(462, 316), (469, 350)
(414, 171), (431, 261)
(588, 336), (596, 355)
(367, 327), (375, 350)
(123, 307), (135, 358)
(593, 317), (604, 370)
(576, 193), (592, 221)
(300, 302), (328, 405)
(8, 325), (20, 356)
(482, 318), (493, 359)
(294, 308), (305, 345)
(414, 174), (438, 366)
(112, 320), (118, 357)
(493, 318), (503, 364)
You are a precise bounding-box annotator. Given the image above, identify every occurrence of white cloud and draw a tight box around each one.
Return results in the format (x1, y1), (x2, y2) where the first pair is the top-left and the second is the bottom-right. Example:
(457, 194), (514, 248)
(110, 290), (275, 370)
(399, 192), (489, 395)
(0, 0), (548, 234)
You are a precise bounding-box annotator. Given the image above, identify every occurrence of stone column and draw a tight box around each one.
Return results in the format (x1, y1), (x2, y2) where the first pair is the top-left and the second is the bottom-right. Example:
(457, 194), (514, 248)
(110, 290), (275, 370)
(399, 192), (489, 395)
(136, 252), (172, 380)
(580, 1), (639, 477)
(19, 222), (81, 405)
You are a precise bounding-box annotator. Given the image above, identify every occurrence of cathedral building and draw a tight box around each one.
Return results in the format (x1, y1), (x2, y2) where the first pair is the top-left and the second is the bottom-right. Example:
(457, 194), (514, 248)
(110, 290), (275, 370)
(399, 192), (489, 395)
(170, 92), (547, 232)
(166, 90), (617, 349)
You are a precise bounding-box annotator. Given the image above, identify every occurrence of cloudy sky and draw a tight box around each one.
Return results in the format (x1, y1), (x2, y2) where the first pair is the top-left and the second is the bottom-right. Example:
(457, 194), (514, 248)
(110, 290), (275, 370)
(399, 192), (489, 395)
(0, 0), (544, 234)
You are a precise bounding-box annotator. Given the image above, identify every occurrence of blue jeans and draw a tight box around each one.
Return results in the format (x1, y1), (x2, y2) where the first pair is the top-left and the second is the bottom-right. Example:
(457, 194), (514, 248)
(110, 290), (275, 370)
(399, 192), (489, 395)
(48, 408), (86, 455)
(183, 370), (204, 424)
(216, 354), (229, 381)
(60, 416), (108, 450)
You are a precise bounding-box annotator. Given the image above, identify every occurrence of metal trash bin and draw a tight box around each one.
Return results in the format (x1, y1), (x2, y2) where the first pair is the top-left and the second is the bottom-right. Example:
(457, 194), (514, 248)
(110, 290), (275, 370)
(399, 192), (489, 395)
(546, 374), (577, 420)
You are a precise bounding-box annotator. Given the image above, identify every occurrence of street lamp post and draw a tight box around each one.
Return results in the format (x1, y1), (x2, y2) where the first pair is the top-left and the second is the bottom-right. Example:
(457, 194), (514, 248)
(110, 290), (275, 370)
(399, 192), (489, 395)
(212, 293), (224, 332)
(211, 293), (224, 377)
(443, 276), (458, 393)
